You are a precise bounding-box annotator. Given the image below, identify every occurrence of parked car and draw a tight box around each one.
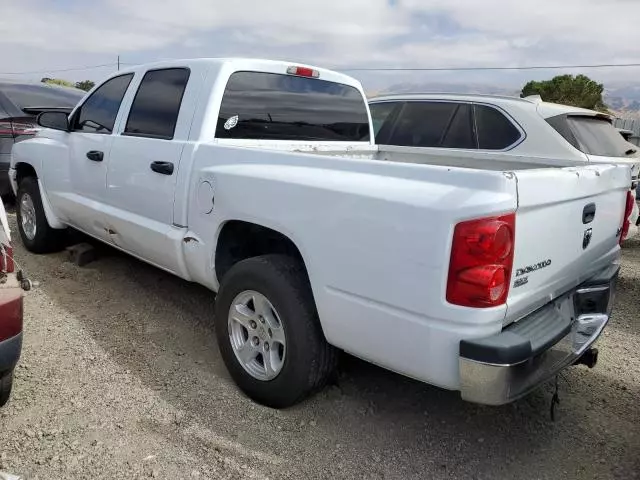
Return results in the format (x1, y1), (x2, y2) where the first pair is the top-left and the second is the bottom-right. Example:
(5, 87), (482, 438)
(10, 58), (631, 408)
(617, 128), (634, 142)
(0, 197), (23, 407)
(0, 81), (85, 197)
(369, 93), (640, 239)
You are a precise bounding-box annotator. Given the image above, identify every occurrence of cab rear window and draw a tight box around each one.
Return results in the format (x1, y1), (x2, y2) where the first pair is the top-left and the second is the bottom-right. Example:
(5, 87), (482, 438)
(216, 71), (370, 141)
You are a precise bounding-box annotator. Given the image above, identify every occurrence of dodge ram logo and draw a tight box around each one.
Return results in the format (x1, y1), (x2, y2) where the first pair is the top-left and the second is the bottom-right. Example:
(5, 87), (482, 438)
(583, 228), (593, 250)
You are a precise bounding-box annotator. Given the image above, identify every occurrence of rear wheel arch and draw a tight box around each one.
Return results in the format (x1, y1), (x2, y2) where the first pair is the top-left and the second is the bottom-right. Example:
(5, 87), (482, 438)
(212, 219), (333, 351)
(214, 220), (311, 285)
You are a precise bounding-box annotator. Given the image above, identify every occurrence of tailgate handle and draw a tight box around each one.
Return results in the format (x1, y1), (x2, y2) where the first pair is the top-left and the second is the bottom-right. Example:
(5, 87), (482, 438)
(583, 203), (596, 224)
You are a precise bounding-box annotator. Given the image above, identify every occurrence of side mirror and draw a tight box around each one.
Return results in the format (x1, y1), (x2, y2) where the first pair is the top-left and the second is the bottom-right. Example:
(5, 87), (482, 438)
(37, 111), (69, 131)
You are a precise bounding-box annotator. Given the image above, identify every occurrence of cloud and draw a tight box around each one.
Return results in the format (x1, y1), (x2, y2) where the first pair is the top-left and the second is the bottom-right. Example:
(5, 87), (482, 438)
(1, 0), (408, 54)
(2, 0), (640, 89)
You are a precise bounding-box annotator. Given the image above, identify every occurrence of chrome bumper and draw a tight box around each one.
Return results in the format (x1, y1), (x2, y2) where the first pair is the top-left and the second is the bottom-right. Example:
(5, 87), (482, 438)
(459, 265), (618, 405)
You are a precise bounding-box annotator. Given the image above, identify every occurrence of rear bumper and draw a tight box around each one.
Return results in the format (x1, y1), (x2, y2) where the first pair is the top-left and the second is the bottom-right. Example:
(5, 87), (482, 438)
(459, 264), (618, 405)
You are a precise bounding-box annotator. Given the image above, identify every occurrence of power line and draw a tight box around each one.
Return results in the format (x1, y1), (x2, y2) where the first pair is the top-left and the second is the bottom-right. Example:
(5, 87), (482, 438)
(340, 62), (640, 72)
(0, 63), (119, 75)
(4, 60), (640, 76)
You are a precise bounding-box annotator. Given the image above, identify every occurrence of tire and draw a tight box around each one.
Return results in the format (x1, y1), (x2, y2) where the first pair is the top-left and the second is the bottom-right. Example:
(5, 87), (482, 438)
(16, 176), (66, 253)
(0, 371), (13, 408)
(214, 254), (337, 408)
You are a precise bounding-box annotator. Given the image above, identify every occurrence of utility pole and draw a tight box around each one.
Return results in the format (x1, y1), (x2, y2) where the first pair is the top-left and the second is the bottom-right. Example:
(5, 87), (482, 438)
(117, 55), (120, 71)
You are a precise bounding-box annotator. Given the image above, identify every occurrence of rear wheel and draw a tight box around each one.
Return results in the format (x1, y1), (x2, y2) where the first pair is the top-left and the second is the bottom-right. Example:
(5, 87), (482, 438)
(16, 176), (66, 253)
(0, 371), (13, 407)
(214, 254), (337, 408)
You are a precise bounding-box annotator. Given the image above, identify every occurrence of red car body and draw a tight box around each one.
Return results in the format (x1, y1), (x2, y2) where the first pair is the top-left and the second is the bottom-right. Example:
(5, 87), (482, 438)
(0, 200), (23, 407)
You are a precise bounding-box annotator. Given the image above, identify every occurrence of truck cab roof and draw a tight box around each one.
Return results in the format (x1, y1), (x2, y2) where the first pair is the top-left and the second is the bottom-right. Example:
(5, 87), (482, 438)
(113, 57), (364, 92)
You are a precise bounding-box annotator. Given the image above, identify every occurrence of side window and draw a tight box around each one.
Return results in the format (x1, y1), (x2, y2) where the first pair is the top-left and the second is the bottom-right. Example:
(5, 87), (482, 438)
(474, 104), (521, 150)
(72, 74), (133, 134)
(124, 68), (190, 140)
(388, 102), (457, 147)
(441, 104), (475, 149)
(369, 102), (399, 137)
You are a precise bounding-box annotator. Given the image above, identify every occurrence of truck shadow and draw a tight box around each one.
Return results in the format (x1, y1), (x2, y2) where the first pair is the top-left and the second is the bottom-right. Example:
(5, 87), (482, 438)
(20, 235), (640, 479)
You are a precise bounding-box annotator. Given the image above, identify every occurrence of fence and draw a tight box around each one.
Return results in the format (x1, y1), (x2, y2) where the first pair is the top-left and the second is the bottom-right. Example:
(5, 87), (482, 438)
(614, 117), (640, 146)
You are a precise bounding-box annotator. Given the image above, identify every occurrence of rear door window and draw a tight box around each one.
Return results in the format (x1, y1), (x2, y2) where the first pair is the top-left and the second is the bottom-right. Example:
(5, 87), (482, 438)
(71, 74), (133, 134)
(369, 102), (399, 137)
(124, 68), (190, 139)
(441, 104), (475, 149)
(565, 116), (635, 157)
(388, 102), (458, 147)
(474, 104), (521, 150)
(217, 71), (370, 141)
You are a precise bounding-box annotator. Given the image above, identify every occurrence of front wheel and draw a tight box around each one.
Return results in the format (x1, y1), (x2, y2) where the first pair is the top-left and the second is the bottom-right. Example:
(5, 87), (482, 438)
(214, 254), (337, 408)
(16, 177), (66, 253)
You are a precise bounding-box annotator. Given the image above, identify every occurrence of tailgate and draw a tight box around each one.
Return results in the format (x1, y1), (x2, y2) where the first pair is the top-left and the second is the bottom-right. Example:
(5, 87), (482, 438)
(505, 164), (629, 323)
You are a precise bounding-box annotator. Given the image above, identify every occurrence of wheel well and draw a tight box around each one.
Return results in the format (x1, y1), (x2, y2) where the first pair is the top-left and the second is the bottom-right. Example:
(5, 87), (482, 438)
(215, 221), (306, 283)
(15, 163), (37, 185)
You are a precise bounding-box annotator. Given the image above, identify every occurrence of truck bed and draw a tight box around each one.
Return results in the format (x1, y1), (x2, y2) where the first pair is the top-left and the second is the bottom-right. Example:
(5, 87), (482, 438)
(242, 142), (590, 172)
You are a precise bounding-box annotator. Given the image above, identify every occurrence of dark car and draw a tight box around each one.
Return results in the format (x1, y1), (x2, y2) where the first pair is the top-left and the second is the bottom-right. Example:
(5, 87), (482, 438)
(0, 81), (85, 196)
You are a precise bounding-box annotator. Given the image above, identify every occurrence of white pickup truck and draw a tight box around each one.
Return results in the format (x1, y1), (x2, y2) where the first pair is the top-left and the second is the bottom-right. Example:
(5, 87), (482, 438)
(10, 58), (631, 408)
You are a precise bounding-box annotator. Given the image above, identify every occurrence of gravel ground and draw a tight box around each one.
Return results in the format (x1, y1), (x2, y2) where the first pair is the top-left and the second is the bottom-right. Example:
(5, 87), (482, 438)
(1, 213), (639, 479)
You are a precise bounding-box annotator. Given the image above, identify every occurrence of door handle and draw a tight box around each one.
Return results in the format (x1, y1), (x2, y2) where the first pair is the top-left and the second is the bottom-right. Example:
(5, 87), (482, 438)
(150, 161), (174, 175)
(86, 150), (104, 162)
(582, 203), (596, 224)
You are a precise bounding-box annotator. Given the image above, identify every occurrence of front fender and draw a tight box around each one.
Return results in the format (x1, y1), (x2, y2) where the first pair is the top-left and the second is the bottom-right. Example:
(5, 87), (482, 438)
(11, 138), (66, 229)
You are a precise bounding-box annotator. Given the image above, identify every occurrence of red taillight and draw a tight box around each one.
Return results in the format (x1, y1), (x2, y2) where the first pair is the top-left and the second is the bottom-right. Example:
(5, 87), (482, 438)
(0, 119), (37, 137)
(447, 213), (515, 308)
(1, 244), (14, 273)
(620, 190), (635, 244)
(286, 66), (320, 78)
(0, 289), (23, 342)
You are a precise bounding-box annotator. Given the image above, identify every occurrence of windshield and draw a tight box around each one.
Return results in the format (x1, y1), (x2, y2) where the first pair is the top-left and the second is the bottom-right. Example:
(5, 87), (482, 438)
(567, 116), (635, 157)
(216, 71), (370, 142)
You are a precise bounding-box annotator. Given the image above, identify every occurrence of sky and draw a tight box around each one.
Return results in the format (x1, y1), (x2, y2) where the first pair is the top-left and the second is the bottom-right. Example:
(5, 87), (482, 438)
(2, 0), (640, 93)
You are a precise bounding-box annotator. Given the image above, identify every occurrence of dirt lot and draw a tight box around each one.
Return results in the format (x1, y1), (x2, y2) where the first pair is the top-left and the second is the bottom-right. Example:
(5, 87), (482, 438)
(1, 213), (639, 480)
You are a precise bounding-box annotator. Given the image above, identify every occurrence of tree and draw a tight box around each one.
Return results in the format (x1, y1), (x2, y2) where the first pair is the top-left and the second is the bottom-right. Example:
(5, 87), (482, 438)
(40, 78), (74, 88)
(74, 80), (95, 92)
(520, 74), (607, 111)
